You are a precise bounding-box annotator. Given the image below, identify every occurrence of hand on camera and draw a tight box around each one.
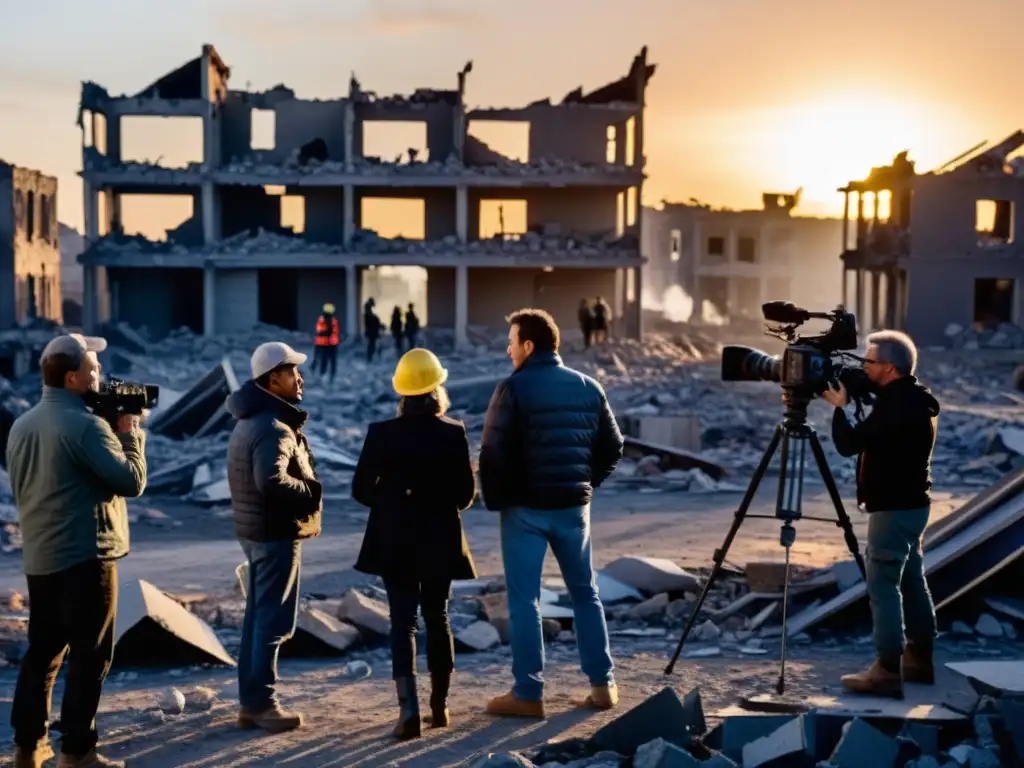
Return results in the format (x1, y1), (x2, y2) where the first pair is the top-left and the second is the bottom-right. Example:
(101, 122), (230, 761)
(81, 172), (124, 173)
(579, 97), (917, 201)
(115, 414), (139, 434)
(822, 381), (849, 408)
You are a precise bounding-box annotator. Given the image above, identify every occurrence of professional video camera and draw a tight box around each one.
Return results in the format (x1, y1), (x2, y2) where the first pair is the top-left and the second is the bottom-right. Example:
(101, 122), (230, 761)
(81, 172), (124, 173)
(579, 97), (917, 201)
(84, 377), (160, 423)
(720, 301), (876, 417)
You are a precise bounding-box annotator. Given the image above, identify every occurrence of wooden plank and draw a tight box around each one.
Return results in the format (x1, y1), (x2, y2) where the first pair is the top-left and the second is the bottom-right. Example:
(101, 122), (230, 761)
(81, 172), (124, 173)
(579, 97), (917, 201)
(924, 466), (1024, 549)
(785, 489), (1024, 637)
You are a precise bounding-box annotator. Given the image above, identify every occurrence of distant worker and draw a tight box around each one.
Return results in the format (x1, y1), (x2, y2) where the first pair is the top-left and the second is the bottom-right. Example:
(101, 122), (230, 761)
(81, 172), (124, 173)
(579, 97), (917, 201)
(592, 297), (611, 344)
(390, 306), (404, 354)
(405, 303), (421, 350)
(578, 299), (594, 348)
(365, 302), (383, 362)
(313, 303), (340, 384)
(823, 330), (939, 700)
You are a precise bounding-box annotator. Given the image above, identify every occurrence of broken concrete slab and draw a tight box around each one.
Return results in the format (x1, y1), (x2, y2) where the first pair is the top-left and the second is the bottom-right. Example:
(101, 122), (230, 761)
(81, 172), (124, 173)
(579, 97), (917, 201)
(602, 556), (700, 596)
(144, 446), (225, 495)
(186, 473), (231, 506)
(702, 714), (798, 763)
(741, 714), (816, 768)
(632, 737), (701, 767)
(832, 560), (864, 592)
(303, 433), (358, 469)
(738, 692), (966, 723)
(898, 722), (940, 756)
(589, 687), (705, 755)
(595, 570), (644, 604)
(999, 698), (1024, 763)
(455, 621), (500, 652)
(828, 718), (899, 768)
(984, 595), (1024, 622)
(283, 604), (360, 657)
(337, 590), (390, 636)
(621, 436), (726, 480)
(147, 357), (240, 440)
(114, 579), (235, 667)
(946, 660), (1024, 697)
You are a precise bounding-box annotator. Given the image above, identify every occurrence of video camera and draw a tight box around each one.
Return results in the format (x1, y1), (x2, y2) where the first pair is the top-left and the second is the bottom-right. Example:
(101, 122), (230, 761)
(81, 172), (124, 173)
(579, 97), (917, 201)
(84, 377), (160, 423)
(721, 302), (876, 415)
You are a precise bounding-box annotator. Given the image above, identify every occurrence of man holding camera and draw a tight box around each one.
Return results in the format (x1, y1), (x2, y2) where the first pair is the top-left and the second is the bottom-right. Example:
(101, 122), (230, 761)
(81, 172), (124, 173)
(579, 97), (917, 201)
(822, 330), (939, 699)
(226, 342), (322, 733)
(8, 333), (147, 768)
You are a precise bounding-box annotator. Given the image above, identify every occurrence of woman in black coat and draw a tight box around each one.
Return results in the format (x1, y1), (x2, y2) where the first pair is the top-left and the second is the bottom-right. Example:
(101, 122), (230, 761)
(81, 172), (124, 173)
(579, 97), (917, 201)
(351, 348), (477, 741)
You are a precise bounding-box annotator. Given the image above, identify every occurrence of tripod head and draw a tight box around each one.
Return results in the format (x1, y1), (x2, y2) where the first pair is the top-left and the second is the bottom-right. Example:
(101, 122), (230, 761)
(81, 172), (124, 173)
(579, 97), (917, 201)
(780, 387), (812, 431)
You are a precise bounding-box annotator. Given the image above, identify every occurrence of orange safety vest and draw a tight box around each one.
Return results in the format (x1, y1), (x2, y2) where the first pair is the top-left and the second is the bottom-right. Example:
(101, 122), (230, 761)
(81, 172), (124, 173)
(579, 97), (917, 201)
(315, 315), (340, 346)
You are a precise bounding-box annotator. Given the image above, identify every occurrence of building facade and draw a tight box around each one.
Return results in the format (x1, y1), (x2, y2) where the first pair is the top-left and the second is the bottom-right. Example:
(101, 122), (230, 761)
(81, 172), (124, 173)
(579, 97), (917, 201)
(839, 132), (1024, 344)
(77, 45), (653, 343)
(0, 162), (62, 328)
(643, 193), (841, 322)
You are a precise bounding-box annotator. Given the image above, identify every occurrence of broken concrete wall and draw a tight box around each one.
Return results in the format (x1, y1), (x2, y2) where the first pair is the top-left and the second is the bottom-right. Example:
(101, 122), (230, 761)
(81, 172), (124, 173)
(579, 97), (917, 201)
(162, 191), (204, 245)
(302, 188), (345, 244)
(353, 103), (456, 162)
(0, 166), (14, 331)
(219, 93), (253, 162)
(296, 268), (349, 336)
(466, 188), (618, 240)
(426, 266), (455, 327)
(425, 189), (457, 240)
(220, 187), (281, 237)
(204, 44), (230, 104)
(107, 267), (204, 337)
(214, 269), (258, 333)
(529, 107), (624, 166)
(273, 100), (347, 164)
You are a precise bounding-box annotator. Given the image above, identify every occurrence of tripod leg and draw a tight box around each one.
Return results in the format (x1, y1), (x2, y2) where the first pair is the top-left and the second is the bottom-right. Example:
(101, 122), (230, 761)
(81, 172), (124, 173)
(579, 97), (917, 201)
(808, 431), (867, 579)
(776, 526), (795, 695)
(664, 425), (784, 675)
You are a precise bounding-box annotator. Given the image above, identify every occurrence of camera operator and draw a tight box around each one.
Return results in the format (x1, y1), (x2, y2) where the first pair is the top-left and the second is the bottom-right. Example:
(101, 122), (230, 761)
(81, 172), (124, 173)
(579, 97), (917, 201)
(7, 334), (146, 768)
(822, 330), (939, 700)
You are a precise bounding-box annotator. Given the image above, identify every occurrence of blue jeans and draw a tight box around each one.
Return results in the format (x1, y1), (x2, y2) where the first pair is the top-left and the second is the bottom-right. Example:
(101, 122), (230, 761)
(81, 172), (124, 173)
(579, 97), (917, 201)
(500, 505), (614, 701)
(237, 539), (302, 711)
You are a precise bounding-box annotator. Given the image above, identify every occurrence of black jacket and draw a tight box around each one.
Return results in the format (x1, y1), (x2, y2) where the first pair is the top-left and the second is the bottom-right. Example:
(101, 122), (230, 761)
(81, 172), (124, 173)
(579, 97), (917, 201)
(352, 413), (478, 582)
(832, 375), (940, 513)
(479, 351), (624, 511)
(226, 381), (323, 542)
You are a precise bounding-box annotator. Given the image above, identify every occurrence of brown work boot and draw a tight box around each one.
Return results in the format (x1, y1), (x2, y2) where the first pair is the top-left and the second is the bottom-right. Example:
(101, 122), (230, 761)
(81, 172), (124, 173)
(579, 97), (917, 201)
(55, 749), (125, 768)
(485, 691), (546, 719)
(841, 659), (904, 699)
(14, 741), (55, 768)
(583, 683), (619, 711)
(902, 641), (935, 685)
(237, 702), (303, 733)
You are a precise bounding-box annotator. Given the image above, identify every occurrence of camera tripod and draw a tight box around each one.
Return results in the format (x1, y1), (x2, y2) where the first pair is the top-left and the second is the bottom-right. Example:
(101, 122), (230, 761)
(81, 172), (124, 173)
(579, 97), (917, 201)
(664, 389), (867, 695)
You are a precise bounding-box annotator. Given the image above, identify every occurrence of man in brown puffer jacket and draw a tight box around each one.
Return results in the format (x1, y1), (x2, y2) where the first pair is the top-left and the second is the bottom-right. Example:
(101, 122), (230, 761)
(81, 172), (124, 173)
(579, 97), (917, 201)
(226, 341), (322, 734)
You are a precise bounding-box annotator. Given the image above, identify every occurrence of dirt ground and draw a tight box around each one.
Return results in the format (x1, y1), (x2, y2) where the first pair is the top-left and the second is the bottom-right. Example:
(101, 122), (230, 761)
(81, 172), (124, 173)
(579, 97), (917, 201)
(0, 483), (1007, 767)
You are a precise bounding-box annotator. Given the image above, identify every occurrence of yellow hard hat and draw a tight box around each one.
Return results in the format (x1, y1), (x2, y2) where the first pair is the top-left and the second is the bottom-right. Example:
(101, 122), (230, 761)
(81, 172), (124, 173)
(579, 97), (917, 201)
(393, 348), (448, 397)
(323, 303), (336, 314)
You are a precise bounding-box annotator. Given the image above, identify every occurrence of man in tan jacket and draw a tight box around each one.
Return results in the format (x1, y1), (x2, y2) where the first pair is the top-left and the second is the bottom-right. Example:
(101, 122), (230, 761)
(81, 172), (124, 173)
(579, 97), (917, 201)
(7, 333), (147, 768)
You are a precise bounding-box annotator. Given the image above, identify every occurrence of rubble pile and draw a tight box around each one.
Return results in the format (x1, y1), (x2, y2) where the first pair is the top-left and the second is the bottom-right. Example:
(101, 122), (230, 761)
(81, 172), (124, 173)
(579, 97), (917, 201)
(463, 681), (1024, 767)
(945, 322), (1024, 349)
(87, 228), (640, 261)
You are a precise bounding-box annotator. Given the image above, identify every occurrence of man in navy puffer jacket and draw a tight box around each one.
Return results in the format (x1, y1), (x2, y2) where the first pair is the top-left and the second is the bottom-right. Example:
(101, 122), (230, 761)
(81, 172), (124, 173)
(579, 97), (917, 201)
(479, 308), (624, 718)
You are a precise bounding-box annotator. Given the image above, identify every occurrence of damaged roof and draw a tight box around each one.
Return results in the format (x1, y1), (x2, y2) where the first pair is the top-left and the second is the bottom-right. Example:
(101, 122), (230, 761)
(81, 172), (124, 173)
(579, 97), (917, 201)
(134, 44), (230, 100)
(561, 46), (655, 105)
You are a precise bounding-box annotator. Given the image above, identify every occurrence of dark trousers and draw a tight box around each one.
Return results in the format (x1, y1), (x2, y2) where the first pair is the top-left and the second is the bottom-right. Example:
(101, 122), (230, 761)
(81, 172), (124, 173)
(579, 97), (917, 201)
(238, 539), (301, 710)
(392, 333), (403, 353)
(383, 577), (454, 679)
(314, 345), (337, 381)
(367, 337), (379, 362)
(12, 558), (117, 756)
(581, 326), (592, 348)
(406, 333), (418, 350)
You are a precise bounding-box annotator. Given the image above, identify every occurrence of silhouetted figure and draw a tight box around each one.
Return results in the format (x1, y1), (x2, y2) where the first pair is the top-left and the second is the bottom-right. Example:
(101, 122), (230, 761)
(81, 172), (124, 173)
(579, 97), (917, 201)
(391, 306), (404, 353)
(313, 302), (340, 384)
(365, 300), (382, 362)
(405, 303), (421, 350)
(578, 299), (594, 348)
(592, 296), (611, 344)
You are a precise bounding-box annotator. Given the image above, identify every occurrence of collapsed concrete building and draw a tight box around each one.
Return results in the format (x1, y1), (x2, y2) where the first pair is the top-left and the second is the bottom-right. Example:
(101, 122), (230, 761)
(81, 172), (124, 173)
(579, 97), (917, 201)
(642, 192), (841, 322)
(77, 44), (653, 343)
(0, 161), (62, 328)
(839, 132), (1024, 343)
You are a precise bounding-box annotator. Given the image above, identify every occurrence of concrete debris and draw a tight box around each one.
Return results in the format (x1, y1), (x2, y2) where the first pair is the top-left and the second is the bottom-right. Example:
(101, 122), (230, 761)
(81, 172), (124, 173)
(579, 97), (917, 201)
(340, 660), (372, 679)
(147, 357), (240, 440)
(595, 571), (645, 604)
(828, 718), (898, 768)
(337, 589), (391, 636)
(184, 686), (217, 711)
(974, 613), (1003, 637)
(589, 687), (706, 755)
(463, 753), (536, 768)
(632, 738), (701, 767)
(293, 604), (361, 655)
(602, 556), (701, 596)
(740, 714), (815, 768)
(158, 687), (186, 715)
(455, 620), (501, 652)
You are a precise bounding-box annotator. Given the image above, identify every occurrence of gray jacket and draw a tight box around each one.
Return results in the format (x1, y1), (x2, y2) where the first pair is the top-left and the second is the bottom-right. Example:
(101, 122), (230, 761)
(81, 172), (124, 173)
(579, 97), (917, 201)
(6, 387), (147, 576)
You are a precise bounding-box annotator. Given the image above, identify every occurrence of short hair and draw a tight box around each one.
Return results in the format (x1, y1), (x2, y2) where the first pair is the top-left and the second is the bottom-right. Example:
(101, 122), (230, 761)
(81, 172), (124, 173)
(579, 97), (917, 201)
(867, 330), (917, 376)
(41, 350), (84, 388)
(507, 308), (559, 353)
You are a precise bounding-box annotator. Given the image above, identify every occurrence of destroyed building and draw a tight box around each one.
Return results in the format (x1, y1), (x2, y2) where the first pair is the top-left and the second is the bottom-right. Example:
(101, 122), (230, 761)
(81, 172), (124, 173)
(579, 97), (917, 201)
(839, 132), (1024, 343)
(0, 161), (62, 328)
(642, 192), (841, 322)
(77, 44), (653, 344)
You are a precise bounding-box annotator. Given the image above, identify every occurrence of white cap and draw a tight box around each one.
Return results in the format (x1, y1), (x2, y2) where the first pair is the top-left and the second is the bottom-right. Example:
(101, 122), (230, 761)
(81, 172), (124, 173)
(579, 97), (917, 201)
(39, 333), (107, 364)
(251, 341), (307, 380)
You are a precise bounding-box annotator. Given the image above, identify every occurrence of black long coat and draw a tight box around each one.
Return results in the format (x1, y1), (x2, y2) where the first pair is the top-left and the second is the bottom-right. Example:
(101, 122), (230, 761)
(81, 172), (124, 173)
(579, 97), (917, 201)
(352, 413), (478, 582)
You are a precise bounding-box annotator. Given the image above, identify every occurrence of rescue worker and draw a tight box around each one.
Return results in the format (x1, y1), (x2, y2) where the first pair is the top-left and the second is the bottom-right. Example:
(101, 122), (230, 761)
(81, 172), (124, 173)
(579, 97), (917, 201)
(313, 303), (340, 384)
(578, 299), (594, 348)
(352, 348), (477, 740)
(390, 306), (404, 355)
(405, 303), (421, 350)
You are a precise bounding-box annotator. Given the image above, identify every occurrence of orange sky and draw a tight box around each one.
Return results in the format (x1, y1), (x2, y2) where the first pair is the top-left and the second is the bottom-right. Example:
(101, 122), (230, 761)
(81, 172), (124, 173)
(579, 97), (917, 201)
(1, 0), (1020, 235)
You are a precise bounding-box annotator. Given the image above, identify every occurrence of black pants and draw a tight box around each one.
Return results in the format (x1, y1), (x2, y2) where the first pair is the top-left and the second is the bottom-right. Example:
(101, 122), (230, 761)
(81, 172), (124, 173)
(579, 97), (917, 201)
(367, 337), (378, 362)
(407, 333), (418, 350)
(392, 333), (403, 353)
(383, 577), (454, 679)
(582, 327), (592, 348)
(12, 559), (117, 756)
(314, 346), (337, 381)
